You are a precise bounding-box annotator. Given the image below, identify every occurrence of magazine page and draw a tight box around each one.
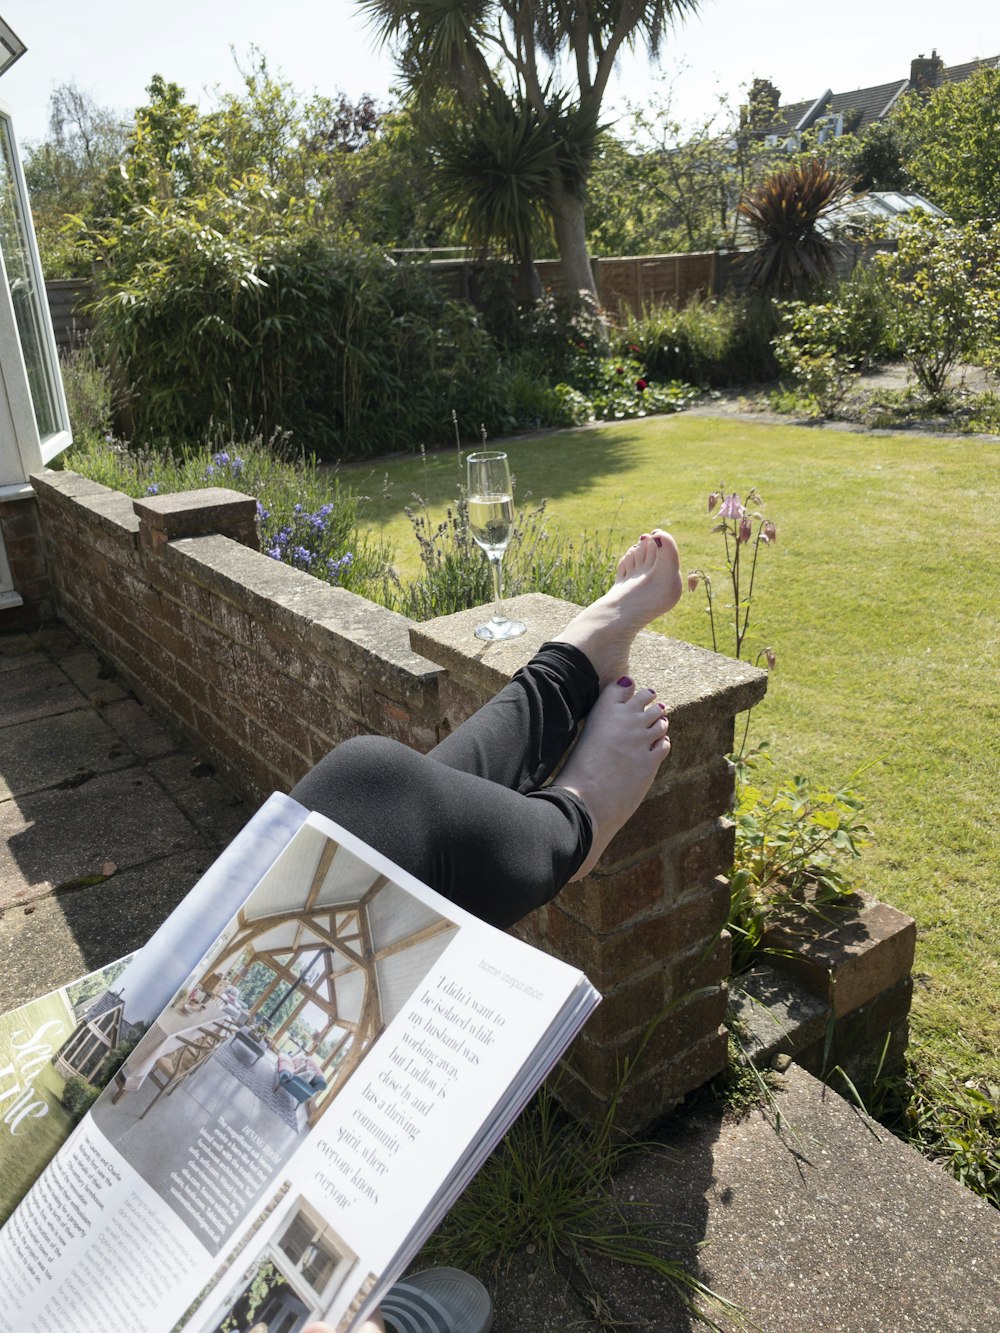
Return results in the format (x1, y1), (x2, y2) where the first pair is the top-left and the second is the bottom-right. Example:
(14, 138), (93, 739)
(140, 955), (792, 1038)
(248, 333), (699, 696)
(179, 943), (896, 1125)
(0, 811), (599, 1332)
(0, 793), (309, 1228)
(0, 955), (135, 1227)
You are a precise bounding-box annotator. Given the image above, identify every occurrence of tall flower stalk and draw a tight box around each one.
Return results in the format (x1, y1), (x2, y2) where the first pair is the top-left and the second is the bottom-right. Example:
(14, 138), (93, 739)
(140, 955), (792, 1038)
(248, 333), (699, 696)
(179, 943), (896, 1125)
(689, 486), (777, 767)
(688, 486), (776, 664)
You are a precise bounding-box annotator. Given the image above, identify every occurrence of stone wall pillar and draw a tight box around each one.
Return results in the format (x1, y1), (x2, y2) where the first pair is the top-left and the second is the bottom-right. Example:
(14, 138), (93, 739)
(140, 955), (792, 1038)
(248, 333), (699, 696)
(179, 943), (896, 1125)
(412, 592), (767, 1132)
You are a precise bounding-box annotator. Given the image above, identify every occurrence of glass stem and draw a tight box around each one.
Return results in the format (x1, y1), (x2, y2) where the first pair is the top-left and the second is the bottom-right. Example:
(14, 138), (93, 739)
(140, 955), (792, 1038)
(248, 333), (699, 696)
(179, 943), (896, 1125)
(490, 555), (506, 623)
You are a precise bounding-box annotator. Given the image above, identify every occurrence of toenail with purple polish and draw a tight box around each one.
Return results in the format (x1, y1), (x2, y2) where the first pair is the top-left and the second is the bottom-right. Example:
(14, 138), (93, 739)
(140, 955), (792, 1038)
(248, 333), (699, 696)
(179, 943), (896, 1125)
(617, 676), (633, 687)
(653, 535), (663, 547)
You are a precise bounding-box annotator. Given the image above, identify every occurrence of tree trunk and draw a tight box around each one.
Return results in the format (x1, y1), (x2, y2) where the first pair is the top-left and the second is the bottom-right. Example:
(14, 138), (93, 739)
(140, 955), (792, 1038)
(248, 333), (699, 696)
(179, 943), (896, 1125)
(548, 185), (599, 303)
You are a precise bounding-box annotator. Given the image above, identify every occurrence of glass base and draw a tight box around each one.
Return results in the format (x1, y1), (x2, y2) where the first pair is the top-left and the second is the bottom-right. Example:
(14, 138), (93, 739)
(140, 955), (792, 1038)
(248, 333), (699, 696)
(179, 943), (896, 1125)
(474, 616), (527, 641)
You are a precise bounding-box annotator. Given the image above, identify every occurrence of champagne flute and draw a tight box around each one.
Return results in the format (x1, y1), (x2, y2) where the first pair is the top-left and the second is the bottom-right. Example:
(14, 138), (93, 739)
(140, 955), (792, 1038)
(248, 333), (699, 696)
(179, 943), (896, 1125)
(467, 450), (526, 641)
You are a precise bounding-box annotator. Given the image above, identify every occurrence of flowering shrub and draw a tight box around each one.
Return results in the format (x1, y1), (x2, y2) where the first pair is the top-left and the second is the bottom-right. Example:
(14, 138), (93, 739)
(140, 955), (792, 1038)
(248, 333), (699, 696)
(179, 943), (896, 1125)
(773, 301), (864, 418)
(875, 216), (1000, 396)
(556, 356), (695, 422)
(67, 434), (388, 594)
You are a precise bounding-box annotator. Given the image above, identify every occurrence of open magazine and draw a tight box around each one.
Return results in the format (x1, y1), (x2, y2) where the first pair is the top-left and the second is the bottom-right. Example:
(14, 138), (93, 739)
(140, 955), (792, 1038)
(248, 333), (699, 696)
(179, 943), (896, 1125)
(0, 794), (599, 1332)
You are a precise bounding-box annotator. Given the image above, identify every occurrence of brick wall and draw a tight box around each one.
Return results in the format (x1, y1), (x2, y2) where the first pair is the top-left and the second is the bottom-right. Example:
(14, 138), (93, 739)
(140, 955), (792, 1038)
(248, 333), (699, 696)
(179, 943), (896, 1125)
(0, 495), (52, 631)
(31, 472), (445, 802)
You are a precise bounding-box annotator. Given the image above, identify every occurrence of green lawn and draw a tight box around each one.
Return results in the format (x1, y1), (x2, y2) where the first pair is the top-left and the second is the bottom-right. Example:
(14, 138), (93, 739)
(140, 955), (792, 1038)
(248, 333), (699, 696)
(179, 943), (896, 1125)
(345, 416), (1000, 1078)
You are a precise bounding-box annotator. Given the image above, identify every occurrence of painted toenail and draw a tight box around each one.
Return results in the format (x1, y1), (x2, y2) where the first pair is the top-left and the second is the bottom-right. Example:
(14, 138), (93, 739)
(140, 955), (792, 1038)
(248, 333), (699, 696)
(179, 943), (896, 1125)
(617, 676), (633, 687)
(653, 535), (663, 547)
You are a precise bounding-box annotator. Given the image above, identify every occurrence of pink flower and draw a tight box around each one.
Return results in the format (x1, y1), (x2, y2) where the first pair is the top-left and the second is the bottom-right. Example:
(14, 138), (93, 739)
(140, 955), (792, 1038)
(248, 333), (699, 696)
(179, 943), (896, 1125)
(761, 519), (777, 544)
(764, 647), (777, 671)
(635, 378), (648, 392)
(688, 571), (701, 592)
(718, 492), (743, 520)
(738, 514), (753, 543)
(708, 491), (721, 512)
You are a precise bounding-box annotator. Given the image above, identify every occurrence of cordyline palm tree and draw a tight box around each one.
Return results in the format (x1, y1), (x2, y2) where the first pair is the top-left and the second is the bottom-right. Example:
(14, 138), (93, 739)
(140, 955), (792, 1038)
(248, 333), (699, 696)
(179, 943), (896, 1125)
(738, 157), (857, 296)
(358, 0), (700, 302)
(429, 85), (557, 297)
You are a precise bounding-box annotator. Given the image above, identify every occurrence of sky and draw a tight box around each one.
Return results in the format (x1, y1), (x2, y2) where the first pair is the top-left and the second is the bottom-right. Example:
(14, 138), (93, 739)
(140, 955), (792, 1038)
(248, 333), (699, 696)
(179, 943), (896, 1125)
(0, 0), (995, 148)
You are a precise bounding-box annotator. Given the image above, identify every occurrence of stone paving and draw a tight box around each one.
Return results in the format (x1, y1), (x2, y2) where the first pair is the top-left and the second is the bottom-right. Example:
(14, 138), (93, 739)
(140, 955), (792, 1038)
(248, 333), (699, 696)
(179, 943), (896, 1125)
(0, 620), (249, 1012)
(2, 619), (998, 1331)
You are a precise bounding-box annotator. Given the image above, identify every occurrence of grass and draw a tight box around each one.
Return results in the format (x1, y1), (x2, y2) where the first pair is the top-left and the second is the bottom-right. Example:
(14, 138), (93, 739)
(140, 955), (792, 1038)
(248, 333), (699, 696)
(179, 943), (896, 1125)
(344, 415), (1000, 1082)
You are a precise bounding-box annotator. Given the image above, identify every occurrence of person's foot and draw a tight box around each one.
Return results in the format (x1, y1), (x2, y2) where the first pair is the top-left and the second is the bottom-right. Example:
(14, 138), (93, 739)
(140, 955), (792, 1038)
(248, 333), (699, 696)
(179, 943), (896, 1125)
(557, 530), (682, 687)
(554, 677), (671, 880)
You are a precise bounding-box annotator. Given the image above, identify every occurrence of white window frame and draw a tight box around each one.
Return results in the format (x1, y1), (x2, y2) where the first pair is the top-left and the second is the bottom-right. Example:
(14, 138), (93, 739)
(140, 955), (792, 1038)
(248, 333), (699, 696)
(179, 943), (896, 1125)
(0, 95), (72, 497)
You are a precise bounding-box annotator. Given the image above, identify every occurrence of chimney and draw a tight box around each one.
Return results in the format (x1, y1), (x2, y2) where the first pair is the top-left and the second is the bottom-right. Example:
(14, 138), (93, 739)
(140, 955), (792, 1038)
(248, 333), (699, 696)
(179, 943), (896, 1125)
(910, 49), (945, 94)
(742, 77), (781, 129)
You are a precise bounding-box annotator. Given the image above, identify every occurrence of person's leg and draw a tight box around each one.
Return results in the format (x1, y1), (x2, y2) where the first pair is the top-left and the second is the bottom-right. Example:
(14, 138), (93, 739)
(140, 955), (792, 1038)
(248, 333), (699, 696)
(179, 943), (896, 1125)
(290, 530), (681, 924)
(290, 729), (593, 927)
(426, 640), (599, 794)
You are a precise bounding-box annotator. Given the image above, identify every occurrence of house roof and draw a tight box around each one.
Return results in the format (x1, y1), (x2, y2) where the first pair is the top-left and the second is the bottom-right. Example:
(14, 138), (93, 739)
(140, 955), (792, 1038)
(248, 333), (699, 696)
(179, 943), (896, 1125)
(760, 52), (999, 139)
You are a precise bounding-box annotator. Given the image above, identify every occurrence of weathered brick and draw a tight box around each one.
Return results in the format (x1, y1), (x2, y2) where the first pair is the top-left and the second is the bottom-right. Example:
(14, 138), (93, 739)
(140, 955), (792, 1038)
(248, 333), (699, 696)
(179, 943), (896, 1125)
(438, 673), (487, 732)
(659, 706), (737, 776)
(210, 595), (256, 648)
(764, 894), (916, 1017)
(568, 988), (728, 1111)
(559, 855), (668, 933)
(358, 684), (439, 754)
(610, 1028), (730, 1134)
(663, 876), (731, 955)
(676, 931), (732, 995)
(581, 968), (668, 1046)
(599, 759), (736, 868)
(674, 819), (737, 890)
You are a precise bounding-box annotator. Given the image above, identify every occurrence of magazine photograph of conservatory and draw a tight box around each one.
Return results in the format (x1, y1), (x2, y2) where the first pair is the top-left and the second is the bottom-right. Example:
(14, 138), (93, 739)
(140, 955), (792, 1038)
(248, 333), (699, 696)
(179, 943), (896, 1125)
(91, 821), (458, 1249)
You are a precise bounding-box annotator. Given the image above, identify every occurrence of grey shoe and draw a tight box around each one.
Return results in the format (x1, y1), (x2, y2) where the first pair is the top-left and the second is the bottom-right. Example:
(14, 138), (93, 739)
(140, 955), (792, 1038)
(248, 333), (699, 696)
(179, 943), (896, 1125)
(381, 1267), (493, 1333)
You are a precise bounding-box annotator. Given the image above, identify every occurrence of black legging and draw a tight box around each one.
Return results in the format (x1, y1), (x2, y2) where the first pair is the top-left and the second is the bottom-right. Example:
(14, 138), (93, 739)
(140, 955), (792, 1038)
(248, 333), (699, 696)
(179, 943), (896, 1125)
(290, 642), (598, 928)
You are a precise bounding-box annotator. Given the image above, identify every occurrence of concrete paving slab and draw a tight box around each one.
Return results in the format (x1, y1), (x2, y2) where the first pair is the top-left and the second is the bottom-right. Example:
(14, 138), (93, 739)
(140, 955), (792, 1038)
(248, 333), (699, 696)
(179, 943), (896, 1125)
(0, 708), (133, 799)
(0, 767), (200, 907)
(558, 1064), (1000, 1333)
(102, 696), (179, 759)
(148, 751), (251, 848)
(0, 647), (46, 675)
(0, 659), (87, 727)
(57, 648), (129, 704)
(0, 849), (214, 1011)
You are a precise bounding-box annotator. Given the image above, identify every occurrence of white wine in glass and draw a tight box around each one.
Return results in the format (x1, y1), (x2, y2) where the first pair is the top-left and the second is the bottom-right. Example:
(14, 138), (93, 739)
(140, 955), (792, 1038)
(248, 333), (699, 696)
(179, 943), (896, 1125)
(467, 450), (526, 640)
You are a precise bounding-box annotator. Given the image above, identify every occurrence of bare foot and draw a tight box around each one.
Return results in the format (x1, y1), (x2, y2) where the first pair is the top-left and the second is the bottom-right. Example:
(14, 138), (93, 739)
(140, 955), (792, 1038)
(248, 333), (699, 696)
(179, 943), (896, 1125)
(557, 530), (682, 687)
(554, 678), (671, 880)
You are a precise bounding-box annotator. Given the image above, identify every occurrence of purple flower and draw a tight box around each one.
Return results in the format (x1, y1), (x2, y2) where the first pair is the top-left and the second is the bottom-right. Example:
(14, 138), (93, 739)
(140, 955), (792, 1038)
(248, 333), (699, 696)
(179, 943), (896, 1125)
(708, 491), (721, 513)
(719, 492), (743, 520)
(738, 514), (753, 544)
(146, 483), (159, 496)
(761, 519), (777, 544)
(687, 571), (701, 592)
(764, 647), (777, 671)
